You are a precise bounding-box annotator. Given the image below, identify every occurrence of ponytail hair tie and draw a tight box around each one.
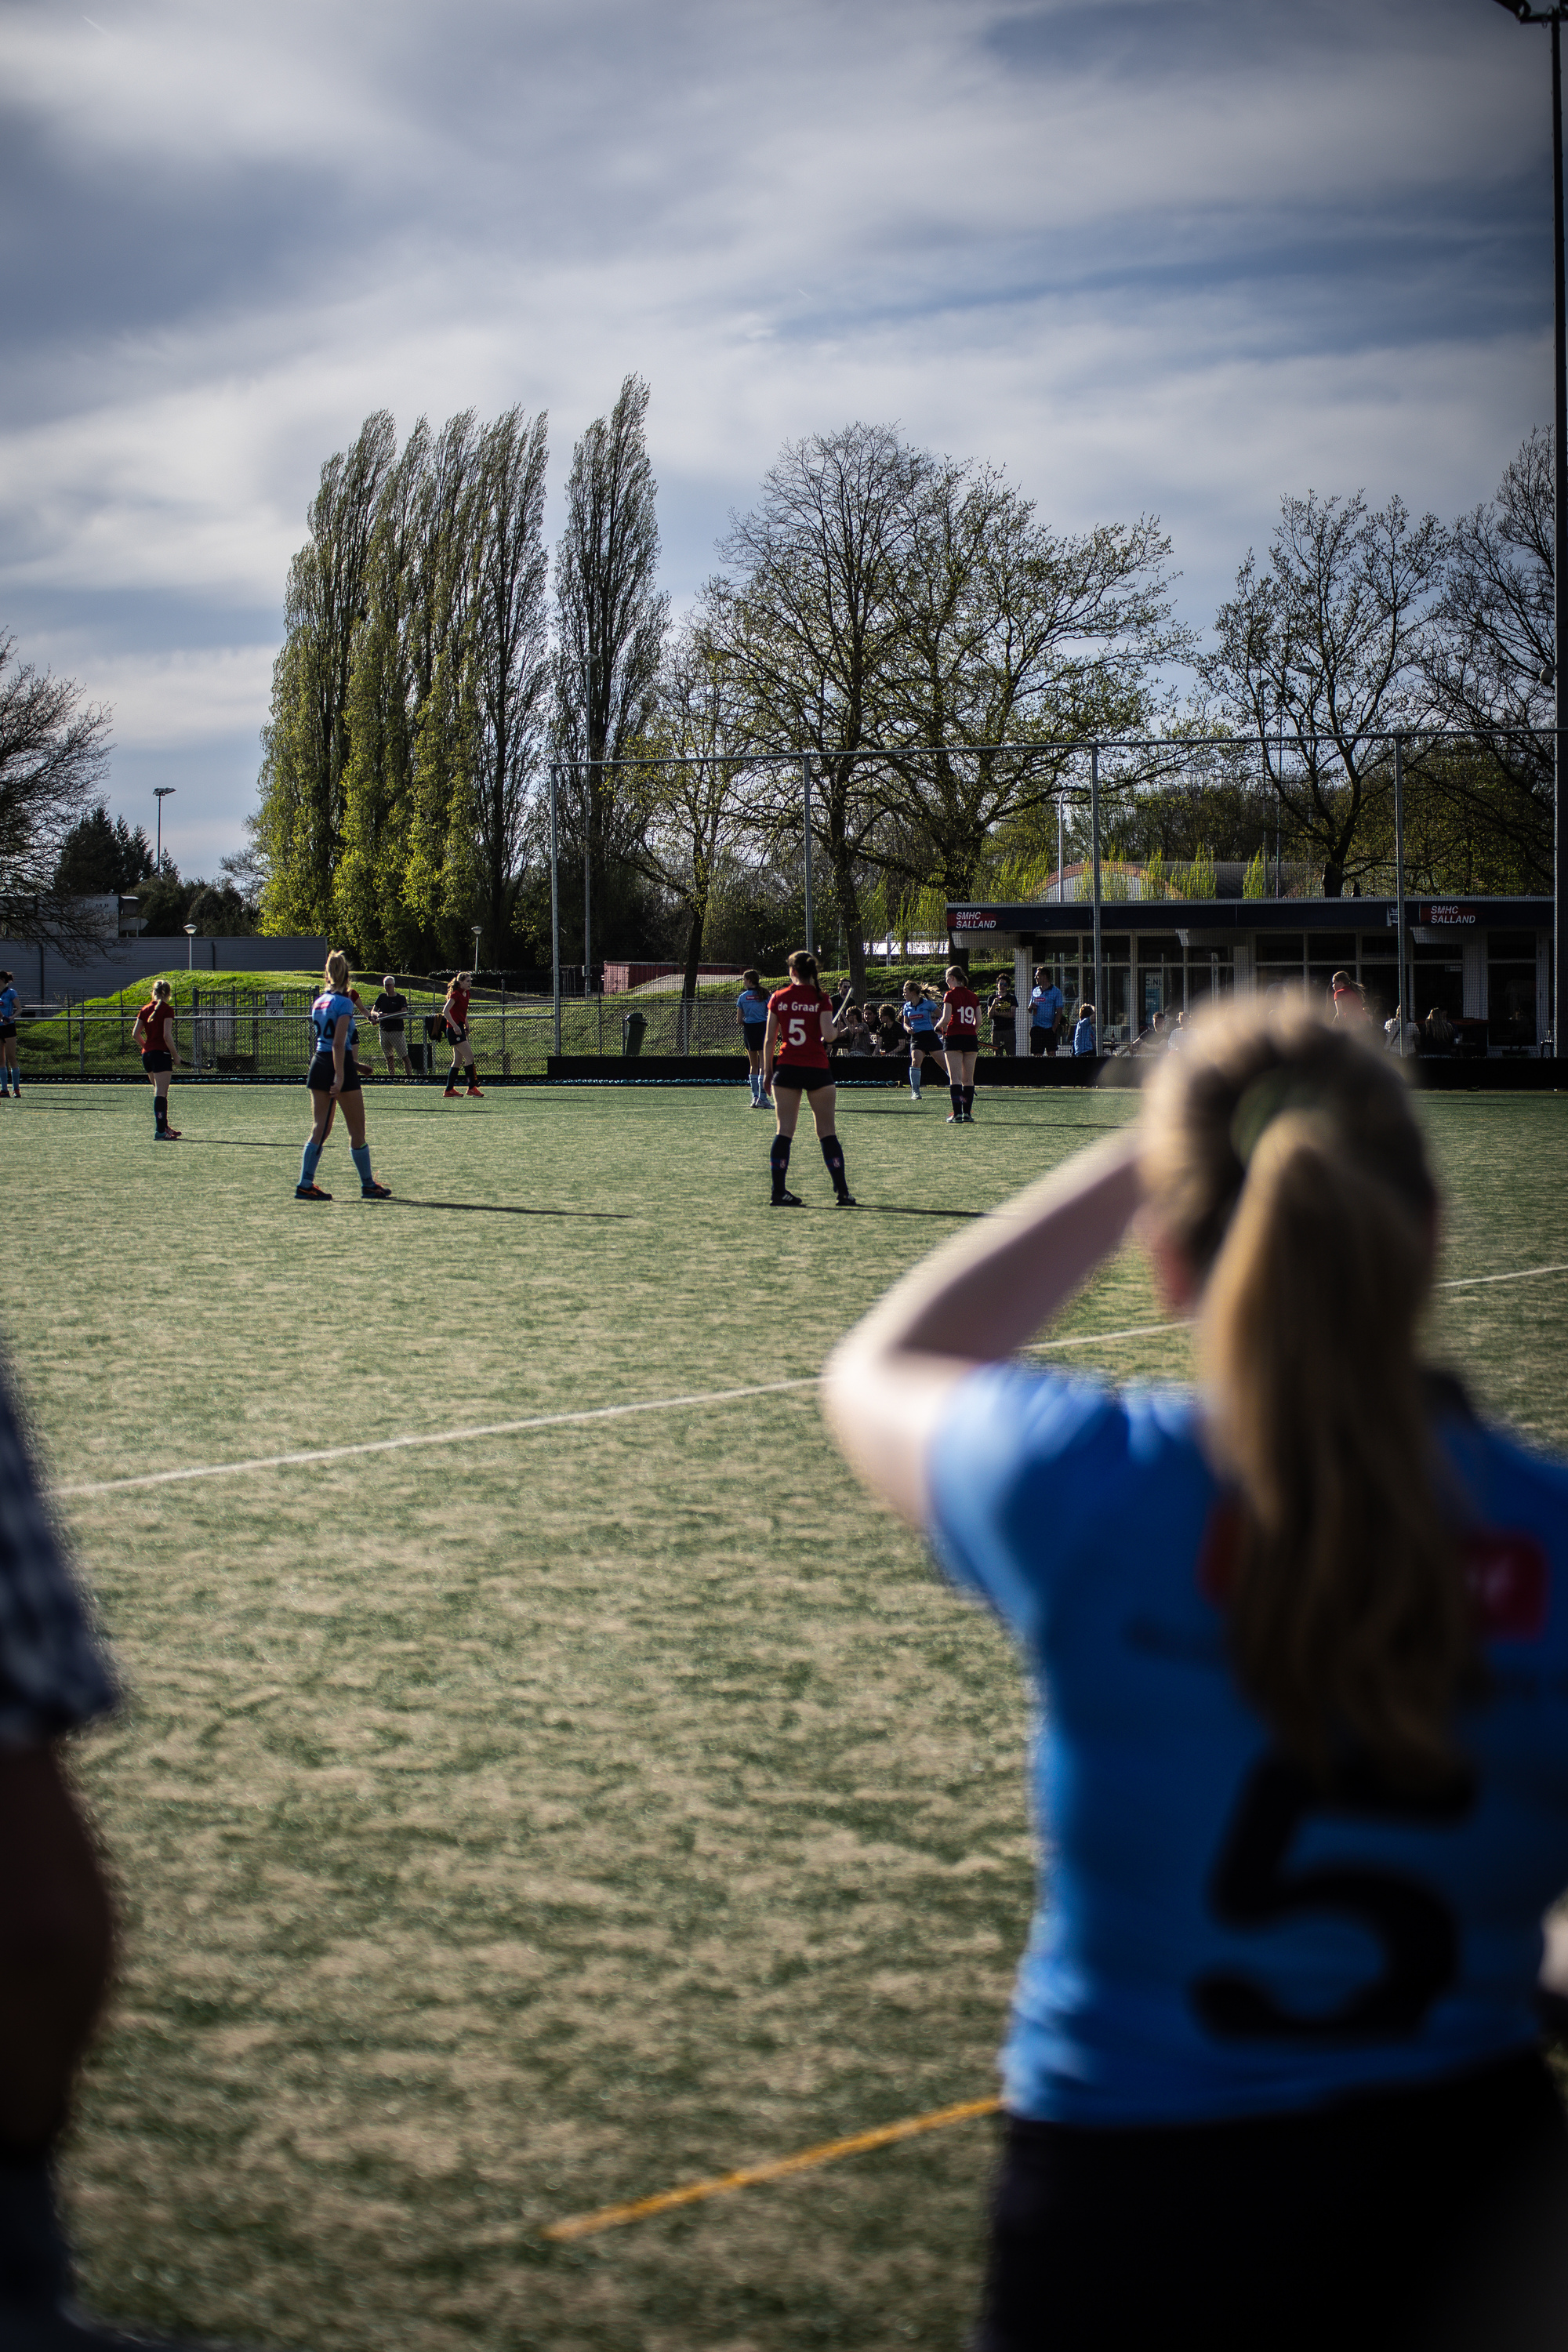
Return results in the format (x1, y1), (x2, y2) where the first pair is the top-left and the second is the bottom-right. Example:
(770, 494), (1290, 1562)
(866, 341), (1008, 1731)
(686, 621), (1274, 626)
(1229, 1070), (1323, 1170)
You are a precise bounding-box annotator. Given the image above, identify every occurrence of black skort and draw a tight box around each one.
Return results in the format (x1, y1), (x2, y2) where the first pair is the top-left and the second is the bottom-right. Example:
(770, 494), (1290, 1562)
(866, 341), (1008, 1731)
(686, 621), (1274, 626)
(141, 1050), (172, 1074)
(307, 1051), (361, 1094)
(771, 1062), (833, 1092)
(0, 1024), (16, 1043)
(742, 1023), (767, 1051)
(909, 1033), (943, 1056)
(975, 2052), (1568, 2352)
(445, 1021), (469, 1046)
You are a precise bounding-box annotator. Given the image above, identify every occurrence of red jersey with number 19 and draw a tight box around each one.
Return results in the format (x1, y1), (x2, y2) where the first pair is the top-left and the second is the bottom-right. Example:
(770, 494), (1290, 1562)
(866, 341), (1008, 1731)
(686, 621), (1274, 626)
(768, 983), (831, 1069)
(943, 984), (981, 1043)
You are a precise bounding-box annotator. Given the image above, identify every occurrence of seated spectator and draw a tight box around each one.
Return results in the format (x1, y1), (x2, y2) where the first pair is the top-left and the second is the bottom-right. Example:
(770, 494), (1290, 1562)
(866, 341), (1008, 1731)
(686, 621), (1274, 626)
(877, 1007), (904, 1054)
(1384, 1004), (1421, 1055)
(844, 1009), (877, 1057)
(1071, 1002), (1098, 1057)
(1167, 1009), (1189, 1051)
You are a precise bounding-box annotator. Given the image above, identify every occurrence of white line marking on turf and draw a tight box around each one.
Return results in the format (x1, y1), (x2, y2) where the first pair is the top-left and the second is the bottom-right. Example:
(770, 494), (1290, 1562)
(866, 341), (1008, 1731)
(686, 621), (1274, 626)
(1436, 1262), (1568, 1292)
(53, 1265), (1568, 1503)
(55, 1379), (822, 1499)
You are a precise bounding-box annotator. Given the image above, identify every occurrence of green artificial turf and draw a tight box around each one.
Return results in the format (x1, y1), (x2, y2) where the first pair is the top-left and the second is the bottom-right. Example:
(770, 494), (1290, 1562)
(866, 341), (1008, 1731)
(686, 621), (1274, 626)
(6, 1079), (1568, 2350)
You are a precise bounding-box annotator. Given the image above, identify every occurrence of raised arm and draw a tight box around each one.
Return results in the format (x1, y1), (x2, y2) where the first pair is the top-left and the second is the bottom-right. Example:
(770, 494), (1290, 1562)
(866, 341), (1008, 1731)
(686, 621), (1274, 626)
(822, 1127), (1145, 1528)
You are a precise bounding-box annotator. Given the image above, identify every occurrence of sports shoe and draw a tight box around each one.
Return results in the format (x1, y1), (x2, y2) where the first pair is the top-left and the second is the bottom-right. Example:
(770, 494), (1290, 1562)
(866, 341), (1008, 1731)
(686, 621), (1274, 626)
(443, 1085), (460, 1098)
(946, 1112), (961, 1123)
(771, 1190), (803, 1207)
(962, 1110), (975, 1123)
(466, 1083), (485, 1097)
(361, 1180), (392, 1200)
(833, 1192), (858, 1207)
(155, 1127), (182, 1140)
(294, 1182), (332, 1201)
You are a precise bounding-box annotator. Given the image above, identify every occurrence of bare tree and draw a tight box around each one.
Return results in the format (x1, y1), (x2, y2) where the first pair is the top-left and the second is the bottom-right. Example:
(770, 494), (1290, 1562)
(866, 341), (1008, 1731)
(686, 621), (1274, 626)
(1196, 492), (1446, 897)
(554, 375), (670, 964)
(705, 423), (923, 993)
(622, 626), (758, 995)
(880, 462), (1186, 903)
(0, 634), (114, 950)
(1422, 428), (1553, 887)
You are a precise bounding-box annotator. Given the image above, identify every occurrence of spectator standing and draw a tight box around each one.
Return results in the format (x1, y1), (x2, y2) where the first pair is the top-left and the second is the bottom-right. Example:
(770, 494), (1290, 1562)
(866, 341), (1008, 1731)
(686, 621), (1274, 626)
(0, 971), (19, 1099)
(1029, 968), (1065, 1058)
(1425, 1007), (1455, 1054)
(1385, 1004), (1421, 1056)
(988, 979), (1018, 1057)
(371, 975), (411, 1080)
(1330, 971), (1370, 1027)
(1071, 1002), (1098, 1057)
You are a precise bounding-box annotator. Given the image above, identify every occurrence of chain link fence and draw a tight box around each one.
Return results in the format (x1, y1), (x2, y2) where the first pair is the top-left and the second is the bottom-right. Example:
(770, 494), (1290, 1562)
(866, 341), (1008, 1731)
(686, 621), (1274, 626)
(15, 985), (800, 1079)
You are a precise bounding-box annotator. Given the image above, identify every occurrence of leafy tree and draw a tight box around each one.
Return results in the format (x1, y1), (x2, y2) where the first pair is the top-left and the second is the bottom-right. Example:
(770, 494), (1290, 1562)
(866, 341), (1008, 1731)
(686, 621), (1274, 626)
(554, 375), (670, 966)
(470, 405), (550, 964)
(54, 802), (152, 895)
(256, 413), (396, 931)
(0, 635), (114, 949)
(1196, 492), (1446, 897)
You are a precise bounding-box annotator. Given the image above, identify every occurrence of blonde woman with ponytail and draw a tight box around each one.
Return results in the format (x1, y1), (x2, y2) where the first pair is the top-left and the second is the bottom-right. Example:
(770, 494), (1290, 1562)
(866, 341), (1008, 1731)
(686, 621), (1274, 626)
(826, 998), (1568, 2351)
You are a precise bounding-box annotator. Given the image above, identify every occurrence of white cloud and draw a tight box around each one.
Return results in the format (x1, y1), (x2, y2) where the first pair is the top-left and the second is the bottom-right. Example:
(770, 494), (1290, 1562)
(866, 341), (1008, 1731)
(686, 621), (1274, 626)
(0, 0), (1552, 858)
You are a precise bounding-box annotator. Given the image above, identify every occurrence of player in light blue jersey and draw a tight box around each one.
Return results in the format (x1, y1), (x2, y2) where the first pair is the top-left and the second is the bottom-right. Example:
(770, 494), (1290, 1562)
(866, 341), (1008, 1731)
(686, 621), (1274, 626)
(900, 979), (946, 1102)
(827, 998), (1568, 2349)
(296, 950), (391, 1203)
(735, 967), (772, 1106)
(0, 971), (18, 1098)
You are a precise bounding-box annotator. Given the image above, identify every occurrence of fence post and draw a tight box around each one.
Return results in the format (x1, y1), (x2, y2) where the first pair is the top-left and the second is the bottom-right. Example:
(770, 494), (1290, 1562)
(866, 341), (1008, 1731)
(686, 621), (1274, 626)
(78, 996), (85, 1078)
(192, 985), (200, 1075)
(1394, 735), (1409, 1059)
(1090, 744), (1104, 1050)
(802, 753), (814, 956)
(550, 763), (562, 1058)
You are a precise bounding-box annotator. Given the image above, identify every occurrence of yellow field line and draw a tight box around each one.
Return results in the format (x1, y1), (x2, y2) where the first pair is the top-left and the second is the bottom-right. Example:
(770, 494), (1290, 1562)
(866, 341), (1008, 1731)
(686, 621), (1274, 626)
(543, 2095), (1000, 2241)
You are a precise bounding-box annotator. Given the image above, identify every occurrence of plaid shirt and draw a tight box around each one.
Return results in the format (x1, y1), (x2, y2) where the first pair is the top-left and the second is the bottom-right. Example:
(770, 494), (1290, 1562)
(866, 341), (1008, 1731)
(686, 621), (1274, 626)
(0, 1367), (116, 1745)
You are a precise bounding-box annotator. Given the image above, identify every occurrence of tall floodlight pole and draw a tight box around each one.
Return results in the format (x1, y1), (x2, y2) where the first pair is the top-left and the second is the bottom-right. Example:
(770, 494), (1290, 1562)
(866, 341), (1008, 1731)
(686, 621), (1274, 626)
(1495, 0), (1566, 1055)
(1395, 736), (1410, 1058)
(154, 786), (175, 867)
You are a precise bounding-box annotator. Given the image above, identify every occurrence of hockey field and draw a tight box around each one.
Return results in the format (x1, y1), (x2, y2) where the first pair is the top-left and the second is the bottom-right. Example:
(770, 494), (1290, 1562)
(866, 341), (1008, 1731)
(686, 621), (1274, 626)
(9, 1078), (1568, 2351)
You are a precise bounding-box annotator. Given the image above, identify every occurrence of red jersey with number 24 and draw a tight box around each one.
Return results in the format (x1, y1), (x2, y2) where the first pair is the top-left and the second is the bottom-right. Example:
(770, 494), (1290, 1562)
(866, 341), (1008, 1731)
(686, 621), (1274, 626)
(943, 984), (980, 1043)
(769, 983), (831, 1069)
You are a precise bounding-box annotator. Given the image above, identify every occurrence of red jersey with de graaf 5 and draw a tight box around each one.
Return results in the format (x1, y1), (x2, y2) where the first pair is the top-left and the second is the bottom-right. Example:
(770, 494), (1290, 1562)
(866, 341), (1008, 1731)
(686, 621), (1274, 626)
(447, 985), (470, 1026)
(769, 982), (831, 1069)
(943, 984), (981, 1043)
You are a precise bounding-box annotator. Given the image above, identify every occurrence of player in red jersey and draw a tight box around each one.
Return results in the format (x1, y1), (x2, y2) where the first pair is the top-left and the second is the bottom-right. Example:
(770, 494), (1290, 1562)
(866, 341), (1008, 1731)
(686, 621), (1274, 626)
(442, 972), (483, 1098)
(938, 964), (982, 1123)
(131, 978), (182, 1138)
(763, 950), (855, 1207)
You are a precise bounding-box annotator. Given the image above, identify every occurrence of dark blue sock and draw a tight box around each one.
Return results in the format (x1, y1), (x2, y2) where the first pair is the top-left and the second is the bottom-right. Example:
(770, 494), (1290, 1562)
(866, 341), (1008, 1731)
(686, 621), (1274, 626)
(821, 1133), (848, 1196)
(963, 1085), (975, 1112)
(154, 1096), (166, 1132)
(770, 1134), (791, 1198)
(949, 1083), (963, 1115)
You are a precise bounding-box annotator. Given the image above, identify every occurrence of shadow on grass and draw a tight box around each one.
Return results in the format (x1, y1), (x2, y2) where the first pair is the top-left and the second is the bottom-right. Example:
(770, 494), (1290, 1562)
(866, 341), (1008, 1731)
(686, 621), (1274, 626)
(387, 1196), (633, 1220)
(180, 1138), (296, 1149)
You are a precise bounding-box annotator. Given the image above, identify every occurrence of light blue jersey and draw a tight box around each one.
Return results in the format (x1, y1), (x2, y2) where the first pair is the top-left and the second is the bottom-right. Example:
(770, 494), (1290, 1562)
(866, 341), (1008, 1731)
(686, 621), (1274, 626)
(1072, 1014), (1097, 1055)
(310, 990), (358, 1058)
(0, 987), (16, 1023)
(1031, 984), (1065, 1030)
(904, 998), (937, 1036)
(928, 1365), (1568, 2129)
(737, 988), (770, 1026)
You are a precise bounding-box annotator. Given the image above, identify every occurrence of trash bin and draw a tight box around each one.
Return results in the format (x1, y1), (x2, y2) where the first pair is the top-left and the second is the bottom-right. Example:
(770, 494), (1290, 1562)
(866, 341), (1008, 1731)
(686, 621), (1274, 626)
(622, 1009), (646, 1058)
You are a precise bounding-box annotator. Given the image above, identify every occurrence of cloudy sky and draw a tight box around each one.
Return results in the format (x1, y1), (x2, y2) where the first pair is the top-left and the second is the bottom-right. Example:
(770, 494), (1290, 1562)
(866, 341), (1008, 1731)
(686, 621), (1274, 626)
(0, 0), (1553, 874)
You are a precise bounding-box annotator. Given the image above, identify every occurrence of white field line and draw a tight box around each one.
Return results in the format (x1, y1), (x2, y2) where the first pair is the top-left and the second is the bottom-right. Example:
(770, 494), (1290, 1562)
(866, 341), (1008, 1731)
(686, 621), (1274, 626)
(55, 1379), (821, 1500)
(53, 1264), (1568, 1504)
